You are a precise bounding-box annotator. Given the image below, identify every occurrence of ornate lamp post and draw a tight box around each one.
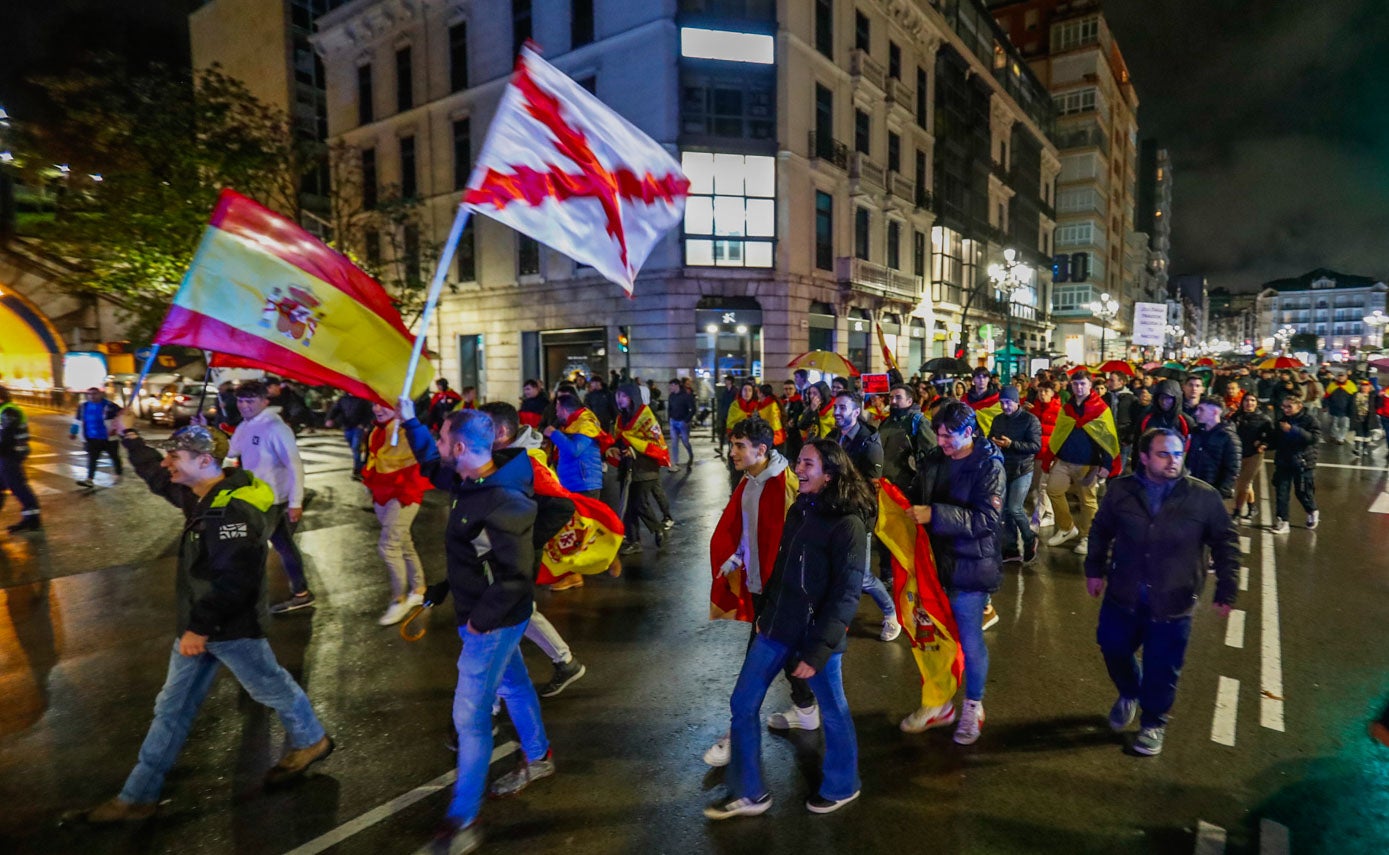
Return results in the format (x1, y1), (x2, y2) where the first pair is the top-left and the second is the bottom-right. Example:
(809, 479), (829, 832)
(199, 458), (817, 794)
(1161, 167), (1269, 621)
(1363, 310), (1387, 350)
(1090, 291), (1119, 362)
(1275, 324), (1297, 353)
(987, 248), (1028, 382)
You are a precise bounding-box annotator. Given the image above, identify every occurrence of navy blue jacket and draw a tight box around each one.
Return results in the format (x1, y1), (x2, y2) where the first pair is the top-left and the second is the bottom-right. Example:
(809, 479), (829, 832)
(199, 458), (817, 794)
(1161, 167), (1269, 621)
(988, 408), (1042, 479)
(911, 438), (1006, 593)
(1186, 421), (1242, 497)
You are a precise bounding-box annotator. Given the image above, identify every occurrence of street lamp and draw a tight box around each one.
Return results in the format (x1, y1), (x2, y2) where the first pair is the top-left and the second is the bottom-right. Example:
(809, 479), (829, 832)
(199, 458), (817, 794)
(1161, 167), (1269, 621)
(1275, 324), (1297, 353)
(1090, 291), (1119, 361)
(987, 247), (1029, 382)
(1363, 310), (1387, 349)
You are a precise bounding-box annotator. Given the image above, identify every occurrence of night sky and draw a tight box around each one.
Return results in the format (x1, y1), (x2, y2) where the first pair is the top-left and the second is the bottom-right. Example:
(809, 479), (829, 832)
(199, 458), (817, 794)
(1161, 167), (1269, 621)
(2, 0), (1386, 293)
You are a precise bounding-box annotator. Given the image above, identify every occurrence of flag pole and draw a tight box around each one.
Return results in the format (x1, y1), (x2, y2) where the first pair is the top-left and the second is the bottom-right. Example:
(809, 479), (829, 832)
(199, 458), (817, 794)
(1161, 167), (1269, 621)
(393, 204), (472, 445)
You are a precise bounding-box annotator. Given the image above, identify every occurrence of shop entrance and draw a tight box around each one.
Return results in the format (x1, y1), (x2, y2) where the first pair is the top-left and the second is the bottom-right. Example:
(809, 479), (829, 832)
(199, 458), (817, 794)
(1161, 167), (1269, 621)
(695, 297), (762, 383)
(540, 328), (608, 388)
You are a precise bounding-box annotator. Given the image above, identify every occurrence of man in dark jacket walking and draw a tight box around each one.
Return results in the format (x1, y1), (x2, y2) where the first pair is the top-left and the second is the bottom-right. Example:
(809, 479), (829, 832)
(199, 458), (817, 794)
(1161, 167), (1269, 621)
(325, 391), (375, 476)
(0, 385), (41, 532)
(1271, 395), (1321, 533)
(1186, 397), (1241, 499)
(584, 376), (618, 434)
(399, 404), (552, 854)
(714, 375), (737, 454)
(829, 391), (898, 639)
(667, 378), (696, 470)
(1085, 427), (1238, 756)
(904, 402), (1005, 744)
(85, 416), (332, 822)
(988, 386), (1042, 564)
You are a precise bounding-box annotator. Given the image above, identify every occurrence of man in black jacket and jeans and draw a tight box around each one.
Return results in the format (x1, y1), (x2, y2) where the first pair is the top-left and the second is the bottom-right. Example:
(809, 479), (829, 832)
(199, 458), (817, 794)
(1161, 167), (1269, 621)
(1085, 427), (1238, 757)
(1186, 397), (1241, 500)
(988, 386), (1042, 564)
(829, 390), (898, 640)
(1271, 395), (1321, 533)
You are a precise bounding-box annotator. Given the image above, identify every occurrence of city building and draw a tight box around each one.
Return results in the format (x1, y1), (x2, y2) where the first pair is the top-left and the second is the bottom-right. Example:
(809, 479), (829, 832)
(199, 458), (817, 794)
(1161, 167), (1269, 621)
(1170, 272), (1208, 345)
(307, 0), (1059, 399)
(1255, 268), (1389, 361)
(990, 0), (1140, 365)
(1206, 287), (1257, 351)
(1135, 139), (1170, 303)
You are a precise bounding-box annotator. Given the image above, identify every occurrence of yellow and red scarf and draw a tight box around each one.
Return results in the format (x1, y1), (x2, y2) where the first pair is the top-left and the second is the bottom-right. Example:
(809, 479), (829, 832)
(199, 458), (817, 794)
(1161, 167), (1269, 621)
(726, 394), (759, 435)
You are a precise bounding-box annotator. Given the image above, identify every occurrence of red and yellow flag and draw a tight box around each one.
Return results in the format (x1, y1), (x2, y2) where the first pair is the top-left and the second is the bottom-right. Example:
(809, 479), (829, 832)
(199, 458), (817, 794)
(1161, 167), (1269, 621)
(560, 406), (616, 453)
(966, 391), (1002, 435)
(725, 395), (758, 435)
(527, 457), (625, 583)
(875, 323), (900, 374)
(756, 397), (786, 446)
(618, 404), (670, 467)
(875, 481), (964, 708)
(155, 190), (431, 406)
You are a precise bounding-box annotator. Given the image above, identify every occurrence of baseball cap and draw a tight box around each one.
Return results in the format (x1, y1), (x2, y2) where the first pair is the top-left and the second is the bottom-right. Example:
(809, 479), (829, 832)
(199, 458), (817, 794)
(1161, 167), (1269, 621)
(160, 425), (230, 460)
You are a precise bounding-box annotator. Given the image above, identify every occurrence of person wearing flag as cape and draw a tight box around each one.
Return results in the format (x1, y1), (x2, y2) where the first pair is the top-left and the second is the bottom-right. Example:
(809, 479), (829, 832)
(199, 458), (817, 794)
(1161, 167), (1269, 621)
(361, 401), (432, 626)
(614, 383), (672, 553)
(964, 366), (1003, 435)
(1041, 369), (1122, 555)
(725, 379), (760, 439)
(546, 391), (612, 499)
(756, 383), (787, 449)
(702, 415), (802, 768)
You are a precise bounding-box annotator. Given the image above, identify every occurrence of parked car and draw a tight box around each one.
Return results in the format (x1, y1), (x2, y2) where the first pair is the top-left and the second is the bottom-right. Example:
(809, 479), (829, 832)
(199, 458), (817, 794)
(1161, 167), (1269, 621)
(150, 382), (221, 427)
(107, 373), (179, 420)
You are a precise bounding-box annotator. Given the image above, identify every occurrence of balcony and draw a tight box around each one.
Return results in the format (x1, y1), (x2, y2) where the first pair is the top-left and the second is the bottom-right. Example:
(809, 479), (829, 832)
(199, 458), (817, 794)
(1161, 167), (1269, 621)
(1053, 123), (1110, 155)
(807, 130), (848, 170)
(850, 49), (886, 93)
(837, 256), (922, 302)
(885, 77), (913, 111)
(887, 169), (914, 204)
(849, 151), (885, 194)
(916, 186), (936, 212)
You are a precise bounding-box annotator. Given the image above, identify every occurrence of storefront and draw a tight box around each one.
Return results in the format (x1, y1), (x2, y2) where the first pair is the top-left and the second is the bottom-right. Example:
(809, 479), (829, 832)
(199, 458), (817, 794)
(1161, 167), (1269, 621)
(696, 297), (762, 382)
(807, 300), (836, 353)
(522, 328), (608, 390)
(847, 308), (871, 373)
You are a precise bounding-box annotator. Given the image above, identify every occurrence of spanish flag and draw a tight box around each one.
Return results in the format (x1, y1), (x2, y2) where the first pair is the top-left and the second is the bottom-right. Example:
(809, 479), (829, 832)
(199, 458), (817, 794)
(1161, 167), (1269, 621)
(560, 406), (615, 453)
(965, 390), (1002, 434)
(802, 402), (836, 442)
(756, 397), (786, 446)
(154, 190), (431, 406)
(709, 462), (798, 621)
(876, 322), (900, 373)
(617, 404), (670, 467)
(527, 457), (625, 583)
(725, 395), (758, 435)
(1041, 393), (1122, 477)
(875, 481), (964, 708)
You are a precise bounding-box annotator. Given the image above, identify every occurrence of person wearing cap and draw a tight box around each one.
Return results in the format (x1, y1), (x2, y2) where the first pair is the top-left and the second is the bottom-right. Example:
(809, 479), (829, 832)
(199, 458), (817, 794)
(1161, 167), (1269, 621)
(227, 380), (314, 614)
(84, 413), (332, 823)
(0, 385), (41, 533)
(988, 386), (1042, 566)
(72, 386), (123, 488)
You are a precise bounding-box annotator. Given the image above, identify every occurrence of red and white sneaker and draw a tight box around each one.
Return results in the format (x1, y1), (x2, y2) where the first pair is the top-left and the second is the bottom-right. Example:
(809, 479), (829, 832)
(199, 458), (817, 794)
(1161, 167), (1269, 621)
(900, 702), (957, 733)
(953, 699), (985, 745)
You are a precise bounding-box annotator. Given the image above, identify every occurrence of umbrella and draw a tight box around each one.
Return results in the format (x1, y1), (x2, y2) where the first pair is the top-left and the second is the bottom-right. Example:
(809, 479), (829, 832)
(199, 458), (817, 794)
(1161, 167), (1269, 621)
(1161, 360), (1187, 371)
(1141, 361), (1161, 371)
(920, 356), (972, 376)
(1098, 360), (1136, 377)
(1256, 356), (1304, 370)
(1191, 357), (1216, 368)
(788, 350), (860, 377)
(1369, 357), (1389, 371)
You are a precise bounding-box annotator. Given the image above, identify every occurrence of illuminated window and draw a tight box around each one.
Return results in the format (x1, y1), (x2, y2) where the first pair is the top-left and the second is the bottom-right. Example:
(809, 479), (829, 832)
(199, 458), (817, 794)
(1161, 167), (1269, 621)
(1053, 87), (1099, 116)
(680, 27), (774, 64)
(683, 152), (775, 268)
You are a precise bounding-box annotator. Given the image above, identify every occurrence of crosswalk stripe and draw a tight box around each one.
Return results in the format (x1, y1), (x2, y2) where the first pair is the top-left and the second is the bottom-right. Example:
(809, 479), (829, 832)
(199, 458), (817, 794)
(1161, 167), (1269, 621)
(1194, 820), (1227, 854)
(1211, 676), (1239, 746)
(1259, 818), (1290, 854)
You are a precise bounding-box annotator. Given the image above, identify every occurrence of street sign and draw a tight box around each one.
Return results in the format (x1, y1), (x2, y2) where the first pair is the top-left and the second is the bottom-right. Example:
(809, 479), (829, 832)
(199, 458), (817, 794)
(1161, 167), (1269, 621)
(1132, 302), (1167, 346)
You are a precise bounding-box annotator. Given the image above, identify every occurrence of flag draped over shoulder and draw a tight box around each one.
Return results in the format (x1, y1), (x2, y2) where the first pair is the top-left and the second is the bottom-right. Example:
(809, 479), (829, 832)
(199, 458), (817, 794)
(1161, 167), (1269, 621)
(756, 398), (786, 446)
(155, 190), (431, 406)
(618, 405), (670, 466)
(462, 46), (689, 294)
(875, 481), (964, 708)
(1042, 394), (1122, 476)
(726, 396), (758, 435)
(560, 406), (615, 453)
(966, 391), (1003, 435)
(709, 467), (798, 621)
(527, 456), (624, 583)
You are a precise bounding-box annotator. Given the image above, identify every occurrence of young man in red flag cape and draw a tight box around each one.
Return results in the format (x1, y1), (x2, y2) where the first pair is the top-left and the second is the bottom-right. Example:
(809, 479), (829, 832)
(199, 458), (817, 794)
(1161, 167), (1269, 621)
(703, 416), (802, 767)
(613, 383), (673, 553)
(964, 367), (1003, 435)
(1040, 369), (1122, 555)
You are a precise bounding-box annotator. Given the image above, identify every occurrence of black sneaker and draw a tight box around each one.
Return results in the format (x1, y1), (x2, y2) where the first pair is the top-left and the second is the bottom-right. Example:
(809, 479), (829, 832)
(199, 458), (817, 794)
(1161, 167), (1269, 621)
(703, 793), (772, 820)
(538, 659), (586, 698)
(6, 516), (41, 533)
(1022, 539), (1040, 565)
(270, 591), (315, 614)
(619, 540), (641, 555)
(806, 790), (860, 814)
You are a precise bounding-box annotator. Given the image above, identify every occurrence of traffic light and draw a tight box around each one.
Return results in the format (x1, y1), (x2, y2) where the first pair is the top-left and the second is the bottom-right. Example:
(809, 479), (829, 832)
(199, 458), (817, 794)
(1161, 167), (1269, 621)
(1051, 253), (1070, 283)
(617, 326), (630, 353)
(1071, 251), (1090, 282)
(954, 346), (966, 360)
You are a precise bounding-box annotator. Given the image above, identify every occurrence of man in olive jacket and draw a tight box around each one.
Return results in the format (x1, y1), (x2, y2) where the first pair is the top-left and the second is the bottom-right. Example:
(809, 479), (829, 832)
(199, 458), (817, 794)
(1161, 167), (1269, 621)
(1085, 427), (1238, 757)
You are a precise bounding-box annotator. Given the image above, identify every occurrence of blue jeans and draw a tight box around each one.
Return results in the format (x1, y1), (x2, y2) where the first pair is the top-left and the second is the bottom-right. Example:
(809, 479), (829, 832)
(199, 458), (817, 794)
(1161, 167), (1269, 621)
(120, 637), (325, 803)
(1096, 598), (1193, 729)
(1001, 471), (1036, 556)
(447, 621), (548, 827)
(669, 420), (692, 465)
(729, 634), (859, 802)
(344, 426), (366, 473)
(862, 572), (895, 619)
(948, 590), (990, 701)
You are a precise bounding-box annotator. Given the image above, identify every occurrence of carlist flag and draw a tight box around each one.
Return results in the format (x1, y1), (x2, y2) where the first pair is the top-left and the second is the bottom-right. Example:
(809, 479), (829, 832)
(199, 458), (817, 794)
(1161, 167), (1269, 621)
(462, 46), (689, 294)
(153, 189), (431, 406)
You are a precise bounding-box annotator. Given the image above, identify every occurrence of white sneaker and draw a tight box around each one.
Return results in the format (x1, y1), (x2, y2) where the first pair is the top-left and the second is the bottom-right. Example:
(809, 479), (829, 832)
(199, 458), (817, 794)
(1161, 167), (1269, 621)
(880, 617), (902, 642)
(1047, 526), (1079, 547)
(1073, 539), (1088, 556)
(953, 699), (985, 745)
(900, 702), (957, 733)
(377, 599), (413, 626)
(1039, 514), (1055, 529)
(405, 591), (425, 608)
(767, 704), (821, 731)
(1272, 519), (1291, 534)
(1306, 511), (1319, 530)
(703, 734), (731, 767)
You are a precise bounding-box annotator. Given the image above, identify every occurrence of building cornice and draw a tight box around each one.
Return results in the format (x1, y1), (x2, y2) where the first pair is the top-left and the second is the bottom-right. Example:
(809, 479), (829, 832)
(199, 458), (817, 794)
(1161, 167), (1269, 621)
(313, 0), (438, 56)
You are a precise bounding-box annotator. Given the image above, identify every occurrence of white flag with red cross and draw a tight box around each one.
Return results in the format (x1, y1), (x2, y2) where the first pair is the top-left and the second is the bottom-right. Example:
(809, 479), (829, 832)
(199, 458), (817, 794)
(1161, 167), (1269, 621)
(462, 46), (690, 294)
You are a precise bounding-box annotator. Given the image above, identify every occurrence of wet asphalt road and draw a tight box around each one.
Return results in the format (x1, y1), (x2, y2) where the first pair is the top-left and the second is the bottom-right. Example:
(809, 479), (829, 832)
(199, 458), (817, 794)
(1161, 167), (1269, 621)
(2, 412), (1389, 855)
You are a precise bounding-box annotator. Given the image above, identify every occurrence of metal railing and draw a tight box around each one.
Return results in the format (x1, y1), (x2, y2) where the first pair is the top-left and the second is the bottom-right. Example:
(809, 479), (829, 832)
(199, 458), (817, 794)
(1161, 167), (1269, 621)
(837, 256), (923, 301)
(808, 130), (848, 169)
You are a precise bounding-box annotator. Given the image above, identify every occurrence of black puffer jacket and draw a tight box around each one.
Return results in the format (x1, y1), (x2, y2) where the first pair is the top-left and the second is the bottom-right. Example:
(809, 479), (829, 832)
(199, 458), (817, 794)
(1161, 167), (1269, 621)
(911, 437), (1006, 593)
(757, 494), (867, 671)
(1232, 408), (1274, 458)
(1186, 421), (1241, 497)
(1085, 474), (1239, 620)
(1272, 408), (1320, 470)
(988, 408), (1042, 479)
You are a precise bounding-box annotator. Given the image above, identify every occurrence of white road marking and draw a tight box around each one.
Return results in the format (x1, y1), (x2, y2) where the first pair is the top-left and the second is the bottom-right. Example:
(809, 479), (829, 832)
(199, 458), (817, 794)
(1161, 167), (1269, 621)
(1195, 820), (1228, 854)
(1211, 676), (1239, 746)
(1257, 466), (1285, 732)
(281, 741), (517, 855)
(1239, 566), (1249, 591)
(1225, 610), (1246, 648)
(1259, 818), (1290, 854)
(1369, 492), (1389, 514)
(1239, 535), (1251, 554)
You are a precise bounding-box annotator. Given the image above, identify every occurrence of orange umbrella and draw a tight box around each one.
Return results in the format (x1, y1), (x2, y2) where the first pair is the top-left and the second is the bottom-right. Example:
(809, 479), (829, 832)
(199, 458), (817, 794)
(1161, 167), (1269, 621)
(787, 350), (860, 377)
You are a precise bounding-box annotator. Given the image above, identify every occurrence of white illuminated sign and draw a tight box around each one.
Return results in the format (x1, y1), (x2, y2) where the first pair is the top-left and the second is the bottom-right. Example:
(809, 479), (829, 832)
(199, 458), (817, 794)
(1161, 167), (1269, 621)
(680, 27), (774, 64)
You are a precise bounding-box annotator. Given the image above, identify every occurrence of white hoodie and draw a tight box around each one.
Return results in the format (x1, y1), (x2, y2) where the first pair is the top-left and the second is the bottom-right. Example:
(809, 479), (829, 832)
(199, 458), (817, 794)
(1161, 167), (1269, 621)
(736, 450), (790, 595)
(227, 407), (305, 509)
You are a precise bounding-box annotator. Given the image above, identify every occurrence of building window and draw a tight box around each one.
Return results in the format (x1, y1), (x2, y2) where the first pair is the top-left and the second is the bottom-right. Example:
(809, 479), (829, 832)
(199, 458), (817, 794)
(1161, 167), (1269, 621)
(680, 27), (774, 64)
(357, 63), (373, 126)
(456, 219), (476, 282)
(1053, 16), (1100, 52)
(1055, 221), (1096, 246)
(914, 149), (926, 203)
(453, 118), (471, 191)
(363, 227), (380, 268)
(395, 46), (413, 112)
(1053, 87), (1099, 116)
(449, 22), (469, 92)
(854, 206), (869, 260)
(572, 0), (595, 47)
(814, 190), (833, 271)
(887, 220), (901, 270)
(915, 66), (927, 129)
(855, 9), (869, 53)
(399, 135), (416, 199)
(888, 41), (901, 80)
(402, 223), (421, 284)
(913, 229), (925, 277)
(361, 147), (377, 210)
(815, 83), (833, 141)
(931, 225), (963, 301)
(682, 151), (776, 268)
(681, 69), (774, 140)
(814, 0), (833, 59)
(854, 109), (870, 153)
(517, 233), (540, 276)
(513, 0), (533, 58)
(887, 131), (900, 173)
